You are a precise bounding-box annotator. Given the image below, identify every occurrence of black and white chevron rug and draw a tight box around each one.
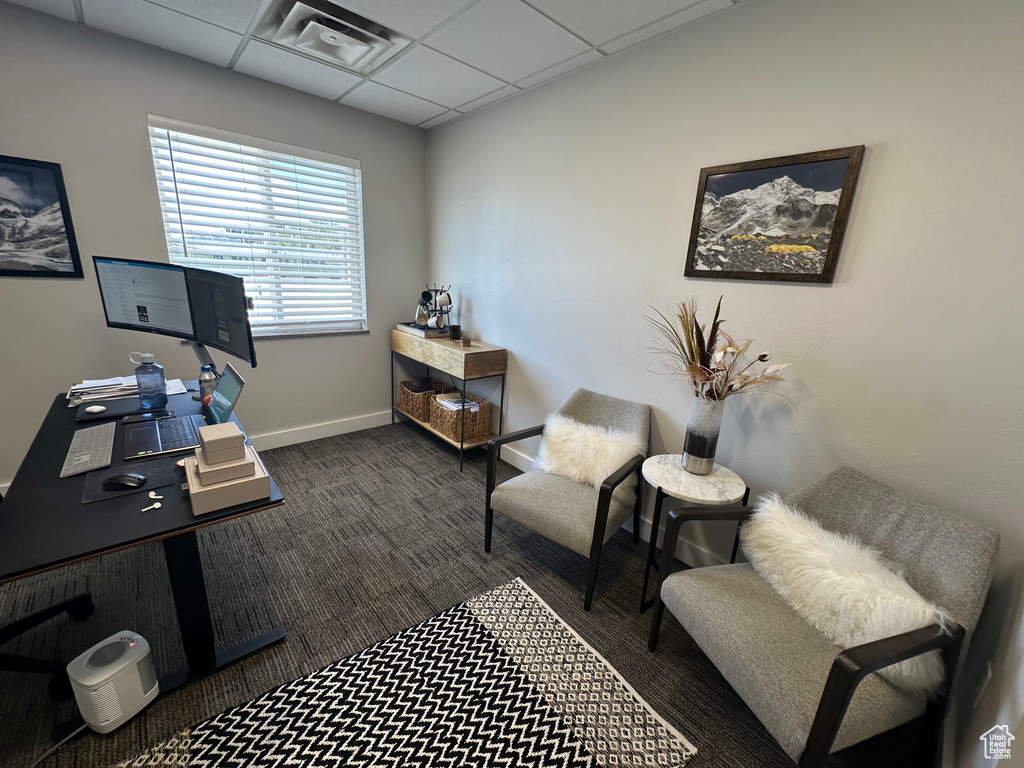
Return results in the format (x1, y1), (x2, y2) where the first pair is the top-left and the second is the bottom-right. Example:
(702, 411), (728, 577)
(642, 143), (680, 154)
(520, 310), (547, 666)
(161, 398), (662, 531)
(117, 578), (696, 767)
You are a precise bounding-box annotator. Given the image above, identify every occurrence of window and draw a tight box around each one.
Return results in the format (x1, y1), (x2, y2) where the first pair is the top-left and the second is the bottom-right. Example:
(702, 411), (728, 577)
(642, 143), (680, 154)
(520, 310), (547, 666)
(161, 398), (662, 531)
(148, 116), (367, 337)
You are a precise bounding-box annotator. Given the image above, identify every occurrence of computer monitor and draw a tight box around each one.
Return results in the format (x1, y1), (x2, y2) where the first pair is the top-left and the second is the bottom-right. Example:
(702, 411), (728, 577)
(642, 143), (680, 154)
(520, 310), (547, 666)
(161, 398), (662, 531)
(93, 256), (257, 368)
(184, 268), (257, 369)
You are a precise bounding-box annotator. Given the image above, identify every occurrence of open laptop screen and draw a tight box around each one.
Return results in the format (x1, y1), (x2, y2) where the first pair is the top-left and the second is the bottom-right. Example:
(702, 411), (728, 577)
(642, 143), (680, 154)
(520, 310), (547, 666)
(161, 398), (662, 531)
(207, 363), (245, 424)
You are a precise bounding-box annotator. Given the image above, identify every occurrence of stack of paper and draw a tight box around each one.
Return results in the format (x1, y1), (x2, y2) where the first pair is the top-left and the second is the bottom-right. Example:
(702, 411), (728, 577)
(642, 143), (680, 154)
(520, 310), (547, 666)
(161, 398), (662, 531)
(67, 377), (187, 406)
(436, 397), (480, 412)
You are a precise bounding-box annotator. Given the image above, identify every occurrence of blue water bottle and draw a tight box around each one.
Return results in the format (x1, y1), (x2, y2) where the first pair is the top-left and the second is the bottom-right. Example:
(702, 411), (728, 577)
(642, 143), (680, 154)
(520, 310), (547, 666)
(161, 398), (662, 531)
(133, 353), (168, 409)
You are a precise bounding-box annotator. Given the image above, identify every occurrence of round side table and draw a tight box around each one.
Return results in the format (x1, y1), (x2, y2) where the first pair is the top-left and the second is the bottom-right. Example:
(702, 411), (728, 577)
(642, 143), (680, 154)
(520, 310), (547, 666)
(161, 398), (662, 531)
(639, 455), (749, 612)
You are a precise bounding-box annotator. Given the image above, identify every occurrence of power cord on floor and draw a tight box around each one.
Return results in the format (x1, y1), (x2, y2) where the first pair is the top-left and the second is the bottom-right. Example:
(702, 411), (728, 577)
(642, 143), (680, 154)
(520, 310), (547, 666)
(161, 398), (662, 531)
(27, 723), (87, 768)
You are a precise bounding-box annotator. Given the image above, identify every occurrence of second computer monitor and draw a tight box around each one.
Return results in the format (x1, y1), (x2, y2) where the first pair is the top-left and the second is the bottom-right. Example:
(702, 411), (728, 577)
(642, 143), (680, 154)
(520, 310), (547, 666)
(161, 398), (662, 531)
(186, 268), (257, 369)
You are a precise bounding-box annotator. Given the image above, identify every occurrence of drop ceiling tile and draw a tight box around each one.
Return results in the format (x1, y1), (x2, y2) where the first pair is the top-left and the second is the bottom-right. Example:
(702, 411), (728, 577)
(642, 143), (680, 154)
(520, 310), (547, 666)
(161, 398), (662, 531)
(143, 0), (265, 34)
(6, 0), (77, 23)
(515, 49), (602, 89)
(600, 0), (732, 54)
(525, 0), (707, 45)
(373, 46), (503, 109)
(425, 0), (591, 83)
(419, 110), (461, 129)
(457, 84), (519, 112)
(81, 0), (242, 66)
(234, 40), (362, 100)
(325, 0), (475, 39)
(341, 82), (447, 125)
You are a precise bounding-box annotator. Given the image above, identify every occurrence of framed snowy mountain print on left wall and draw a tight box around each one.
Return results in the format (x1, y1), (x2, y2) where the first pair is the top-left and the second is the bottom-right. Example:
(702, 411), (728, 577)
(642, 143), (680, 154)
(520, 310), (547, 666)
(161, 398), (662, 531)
(0, 154), (82, 278)
(684, 146), (864, 283)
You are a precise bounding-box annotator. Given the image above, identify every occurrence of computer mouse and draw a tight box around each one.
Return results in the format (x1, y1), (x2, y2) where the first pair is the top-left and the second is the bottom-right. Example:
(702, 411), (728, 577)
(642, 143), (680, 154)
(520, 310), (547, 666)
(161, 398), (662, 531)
(102, 473), (147, 491)
(85, 405), (106, 414)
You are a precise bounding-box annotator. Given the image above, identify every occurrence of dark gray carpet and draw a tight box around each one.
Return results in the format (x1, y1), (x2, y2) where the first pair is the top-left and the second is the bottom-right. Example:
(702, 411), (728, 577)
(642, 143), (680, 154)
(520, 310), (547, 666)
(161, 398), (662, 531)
(0, 422), (921, 768)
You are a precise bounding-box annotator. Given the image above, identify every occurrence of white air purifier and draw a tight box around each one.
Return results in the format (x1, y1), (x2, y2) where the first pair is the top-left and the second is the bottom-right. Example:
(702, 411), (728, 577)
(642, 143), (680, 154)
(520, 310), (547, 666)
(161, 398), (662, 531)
(67, 631), (159, 734)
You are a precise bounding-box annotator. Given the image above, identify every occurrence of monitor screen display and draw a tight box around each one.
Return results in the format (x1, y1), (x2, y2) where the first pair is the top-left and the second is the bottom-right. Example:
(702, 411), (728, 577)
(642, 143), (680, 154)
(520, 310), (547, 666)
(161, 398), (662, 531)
(94, 257), (194, 339)
(94, 256), (256, 368)
(185, 268), (256, 367)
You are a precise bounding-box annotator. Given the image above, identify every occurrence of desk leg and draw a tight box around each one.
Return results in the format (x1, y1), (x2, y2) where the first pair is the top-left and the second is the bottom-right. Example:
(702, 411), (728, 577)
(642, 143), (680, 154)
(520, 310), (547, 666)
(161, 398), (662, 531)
(161, 531), (285, 687)
(640, 487), (666, 613)
(498, 373), (506, 436)
(390, 351), (396, 424)
(163, 532), (218, 673)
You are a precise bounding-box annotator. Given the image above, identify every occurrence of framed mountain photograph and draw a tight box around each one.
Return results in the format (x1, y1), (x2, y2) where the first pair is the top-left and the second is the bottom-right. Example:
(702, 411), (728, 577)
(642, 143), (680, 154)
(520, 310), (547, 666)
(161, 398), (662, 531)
(684, 146), (864, 283)
(0, 154), (82, 278)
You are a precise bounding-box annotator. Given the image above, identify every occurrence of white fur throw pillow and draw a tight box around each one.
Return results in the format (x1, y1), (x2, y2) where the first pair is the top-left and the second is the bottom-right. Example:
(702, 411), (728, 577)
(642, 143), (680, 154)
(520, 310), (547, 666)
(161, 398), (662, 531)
(741, 494), (954, 696)
(534, 414), (644, 503)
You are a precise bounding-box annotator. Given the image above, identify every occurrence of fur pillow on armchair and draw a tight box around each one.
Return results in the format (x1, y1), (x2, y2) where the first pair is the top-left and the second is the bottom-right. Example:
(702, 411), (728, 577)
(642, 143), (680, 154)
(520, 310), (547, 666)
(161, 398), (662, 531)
(534, 414), (644, 502)
(741, 493), (954, 696)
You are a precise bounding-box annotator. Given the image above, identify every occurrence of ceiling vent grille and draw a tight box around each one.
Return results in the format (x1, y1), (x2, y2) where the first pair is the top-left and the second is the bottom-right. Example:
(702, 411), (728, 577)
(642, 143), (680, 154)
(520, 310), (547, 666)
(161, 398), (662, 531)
(258, 0), (410, 74)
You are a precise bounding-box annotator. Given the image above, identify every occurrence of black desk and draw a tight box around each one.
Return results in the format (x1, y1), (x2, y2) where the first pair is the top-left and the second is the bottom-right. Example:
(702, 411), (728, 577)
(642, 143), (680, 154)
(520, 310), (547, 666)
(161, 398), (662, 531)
(0, 391), (286, 698)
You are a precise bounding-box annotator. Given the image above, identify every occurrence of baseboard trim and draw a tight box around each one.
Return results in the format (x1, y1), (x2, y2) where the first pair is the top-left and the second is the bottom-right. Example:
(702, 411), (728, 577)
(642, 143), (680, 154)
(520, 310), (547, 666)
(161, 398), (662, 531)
(496, 443), (534, 473)
(248, 410), (393, 451)
(494, 445), (727, 568)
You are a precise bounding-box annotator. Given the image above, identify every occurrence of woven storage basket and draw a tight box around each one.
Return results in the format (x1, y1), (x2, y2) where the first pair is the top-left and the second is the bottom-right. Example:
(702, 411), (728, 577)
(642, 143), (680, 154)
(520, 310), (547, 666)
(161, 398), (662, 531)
(398, 378), (455, 422)
(429, 392), (492, 442)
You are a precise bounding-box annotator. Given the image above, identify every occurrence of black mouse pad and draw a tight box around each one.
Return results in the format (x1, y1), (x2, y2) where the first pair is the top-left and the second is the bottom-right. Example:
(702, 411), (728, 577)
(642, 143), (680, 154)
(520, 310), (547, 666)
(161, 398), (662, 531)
(82, 457), (181, 504)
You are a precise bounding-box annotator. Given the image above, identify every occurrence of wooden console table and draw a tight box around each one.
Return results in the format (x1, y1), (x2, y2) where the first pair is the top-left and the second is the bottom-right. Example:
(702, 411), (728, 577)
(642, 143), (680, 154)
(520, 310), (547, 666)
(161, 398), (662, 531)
(390, 329), (507, 471)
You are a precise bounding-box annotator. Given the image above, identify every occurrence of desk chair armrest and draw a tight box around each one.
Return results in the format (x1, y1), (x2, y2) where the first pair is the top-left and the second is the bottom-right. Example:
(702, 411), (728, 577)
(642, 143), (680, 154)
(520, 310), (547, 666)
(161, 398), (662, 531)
(799, 622), (965, 768)
(486, 425), (544, 501)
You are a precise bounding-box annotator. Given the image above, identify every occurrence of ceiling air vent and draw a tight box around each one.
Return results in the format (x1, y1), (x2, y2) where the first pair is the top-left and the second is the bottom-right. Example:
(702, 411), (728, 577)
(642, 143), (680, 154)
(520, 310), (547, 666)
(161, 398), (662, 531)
(258, 0), (410, 74)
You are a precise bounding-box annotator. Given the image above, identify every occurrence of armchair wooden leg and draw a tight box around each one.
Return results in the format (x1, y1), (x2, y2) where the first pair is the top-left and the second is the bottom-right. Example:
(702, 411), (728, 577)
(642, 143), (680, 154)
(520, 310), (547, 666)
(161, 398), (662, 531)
(648, 596), (666, 651)
(584, 544), (603, 612)
(632, 468), (642, 544)
(485, 505), (493, 553)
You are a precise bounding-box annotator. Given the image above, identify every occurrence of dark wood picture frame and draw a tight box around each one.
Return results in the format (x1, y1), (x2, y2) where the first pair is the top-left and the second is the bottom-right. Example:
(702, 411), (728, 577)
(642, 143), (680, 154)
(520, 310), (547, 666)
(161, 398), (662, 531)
(684, 145), (864, 283)
(0, 154), (83, 278)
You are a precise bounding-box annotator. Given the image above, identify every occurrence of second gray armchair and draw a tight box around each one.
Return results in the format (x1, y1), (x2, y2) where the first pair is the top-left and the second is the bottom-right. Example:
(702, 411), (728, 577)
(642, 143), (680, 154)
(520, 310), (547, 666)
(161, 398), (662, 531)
(485, 388), (650, 610)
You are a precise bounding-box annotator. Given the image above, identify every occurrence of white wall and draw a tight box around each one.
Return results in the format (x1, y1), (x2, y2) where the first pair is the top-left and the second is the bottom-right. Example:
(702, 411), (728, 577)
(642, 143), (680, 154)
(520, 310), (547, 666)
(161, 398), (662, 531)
(0, 2), (427, 486)
(427, 0), (1024, 763)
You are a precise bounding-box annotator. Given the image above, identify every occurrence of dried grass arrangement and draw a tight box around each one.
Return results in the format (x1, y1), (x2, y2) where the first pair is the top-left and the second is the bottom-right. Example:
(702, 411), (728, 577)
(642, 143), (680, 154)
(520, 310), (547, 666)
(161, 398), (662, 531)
(645, 296), (789, 401)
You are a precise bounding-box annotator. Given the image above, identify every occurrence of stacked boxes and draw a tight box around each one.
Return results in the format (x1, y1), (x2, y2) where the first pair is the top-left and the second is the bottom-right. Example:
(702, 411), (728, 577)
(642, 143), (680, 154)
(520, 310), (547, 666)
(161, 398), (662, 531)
(183, 422), (270, 516)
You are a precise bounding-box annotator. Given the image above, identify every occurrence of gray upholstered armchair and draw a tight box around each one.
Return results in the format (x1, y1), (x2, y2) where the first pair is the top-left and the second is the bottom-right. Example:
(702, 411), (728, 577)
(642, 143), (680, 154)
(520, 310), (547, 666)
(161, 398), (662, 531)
(485, 388), (650, 610)
(648, 467), (999, 767)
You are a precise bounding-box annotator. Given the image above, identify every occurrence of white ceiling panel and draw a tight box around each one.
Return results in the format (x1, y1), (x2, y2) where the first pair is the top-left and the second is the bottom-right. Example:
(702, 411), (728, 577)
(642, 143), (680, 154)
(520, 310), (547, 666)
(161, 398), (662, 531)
(515, 49), (603, 88)
(143, 0), (266, 34)
(425, 0), (590, 83)
(372, 46), (504, 109)
(458, 84), (519, 112)
(325, 0), (475, 38)
(81, 0), (242, 66)
(341, 82), (448, 125)
(6, 0), (77, 22)
(418, 110), (462, 129)
(525, 0), (705, 45)
(234, 40), (362, 100)
(600, 0), (732, 54)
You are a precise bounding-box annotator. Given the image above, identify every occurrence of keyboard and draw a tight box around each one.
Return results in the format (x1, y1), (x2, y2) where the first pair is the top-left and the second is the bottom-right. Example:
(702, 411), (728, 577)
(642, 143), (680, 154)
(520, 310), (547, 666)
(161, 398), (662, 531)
(158, 416), (201, 450)
(60, 422), (116, 478)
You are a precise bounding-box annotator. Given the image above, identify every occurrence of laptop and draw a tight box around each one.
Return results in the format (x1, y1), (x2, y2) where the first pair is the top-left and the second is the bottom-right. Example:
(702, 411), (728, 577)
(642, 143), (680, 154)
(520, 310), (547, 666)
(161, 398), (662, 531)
(123, 363), (245, 460)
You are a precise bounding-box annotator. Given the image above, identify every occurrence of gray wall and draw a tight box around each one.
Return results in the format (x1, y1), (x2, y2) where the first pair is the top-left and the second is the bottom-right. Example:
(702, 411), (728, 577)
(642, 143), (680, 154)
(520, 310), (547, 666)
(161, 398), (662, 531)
(0, 2), (427, 483)
(427, 0), (1024, 763)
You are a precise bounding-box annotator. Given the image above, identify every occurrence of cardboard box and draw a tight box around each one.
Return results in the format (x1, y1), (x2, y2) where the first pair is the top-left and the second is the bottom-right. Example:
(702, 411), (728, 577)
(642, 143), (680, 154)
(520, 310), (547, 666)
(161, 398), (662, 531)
(184, 446), (270, 516)
(196, 445), (255, 485)
(198, 422), (246, 462)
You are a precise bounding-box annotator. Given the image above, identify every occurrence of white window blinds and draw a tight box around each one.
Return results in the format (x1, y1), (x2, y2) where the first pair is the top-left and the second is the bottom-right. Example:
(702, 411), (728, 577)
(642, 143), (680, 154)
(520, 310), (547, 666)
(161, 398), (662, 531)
(148, 116), (367, 337)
